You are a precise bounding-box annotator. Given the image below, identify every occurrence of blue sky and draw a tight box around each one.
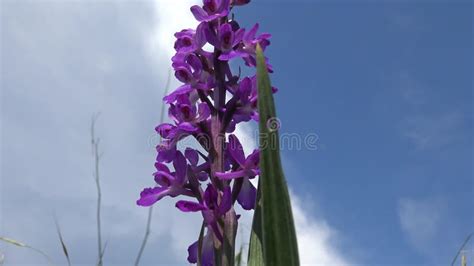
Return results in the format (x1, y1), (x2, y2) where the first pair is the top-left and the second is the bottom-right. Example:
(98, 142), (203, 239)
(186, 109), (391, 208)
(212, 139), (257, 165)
(238, 2), (473, 264)
(1, 0), (472, 265)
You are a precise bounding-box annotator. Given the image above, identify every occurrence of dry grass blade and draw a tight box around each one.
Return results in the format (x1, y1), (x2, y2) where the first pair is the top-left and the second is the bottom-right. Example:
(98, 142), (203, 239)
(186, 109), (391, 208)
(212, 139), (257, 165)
(0, 250), (5, 265)
(54, 217), (71, 266)
(91, 113), (104, 266)
(97, 240), (108, 266)
(451, 232), (473, 266)
(134, 70), (171, 266)
(0, 236), (54, 265)
(0, 237), (26, 247)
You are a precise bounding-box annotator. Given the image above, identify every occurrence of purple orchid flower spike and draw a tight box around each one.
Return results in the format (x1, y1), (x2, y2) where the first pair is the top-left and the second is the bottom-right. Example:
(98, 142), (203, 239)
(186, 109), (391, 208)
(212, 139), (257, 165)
(137, 0), (275, 263)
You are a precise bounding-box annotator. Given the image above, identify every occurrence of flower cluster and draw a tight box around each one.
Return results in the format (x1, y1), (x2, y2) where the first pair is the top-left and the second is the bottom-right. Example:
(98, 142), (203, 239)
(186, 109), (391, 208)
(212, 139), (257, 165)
(137, 0), (273, 264)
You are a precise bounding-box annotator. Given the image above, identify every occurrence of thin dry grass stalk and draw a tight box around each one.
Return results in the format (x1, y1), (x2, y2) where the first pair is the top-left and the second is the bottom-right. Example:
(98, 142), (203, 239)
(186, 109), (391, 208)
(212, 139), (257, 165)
(91, 113), (104, 266)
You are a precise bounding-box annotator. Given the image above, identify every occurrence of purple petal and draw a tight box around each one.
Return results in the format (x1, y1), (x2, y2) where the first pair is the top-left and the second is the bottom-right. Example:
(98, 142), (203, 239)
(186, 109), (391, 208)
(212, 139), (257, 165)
(204, 24), (218, 47)
(258, 32), (272, 41)
(215, 169), (246, 180)
(190, 5), (210, 22)
(237, 77), (252, 99)
(244, 23), (259, 43)
(177, 104), (195, 122)
(196, 102), (211, 122)
(188, 228), (215, 265)
(178, 122), (198, 132)
(225, 120), (236, 133)
(251, 112), (259, 121)
(195, 22), (208, 48)
(153, 170), (174, 187)
(173, 151), (187, 185)
(245, 149), (260, 169)
(233, 28), (245, 46)
(175, 66), (193, 83)
(176, 200), (207, 212)
(186, 54), (203, 74)
(218, 50), (246, 61)
(218, 23), (234, 51)
(216, 0), (230, 15)
(168, 104), (180, 123)
(154, 162), (170, 173)
(137, 187), (169, 206)
(197, 172), (208, 181)
(233, 0), (250, 6)
(174, 35), (195, 54)
(237, 178), (257, 210)
(171, 52), (186, 65)
(228, 134), (245, 165)
(163, 84), (193, 103)
(203, 184), (218, 209)
(175, 29), (194, 38)
(185, 148), (199, 166)
(155, 123), (174, 138)
(156, 142), (177, 163)
(187, 240), (198, 263)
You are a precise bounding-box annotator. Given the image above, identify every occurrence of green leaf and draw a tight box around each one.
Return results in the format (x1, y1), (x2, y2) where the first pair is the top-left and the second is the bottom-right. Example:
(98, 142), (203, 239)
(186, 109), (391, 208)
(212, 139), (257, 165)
(235, 245), (243, 266)
(197, 221), (205, 266)
(247, 181), (264, 266)
(248, 44), (300, 266)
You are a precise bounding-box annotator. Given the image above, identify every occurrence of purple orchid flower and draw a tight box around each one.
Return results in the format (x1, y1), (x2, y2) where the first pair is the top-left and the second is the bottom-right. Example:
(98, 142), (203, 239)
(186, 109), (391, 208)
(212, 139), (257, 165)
(169, 101), (210, 126)
(176, 185), (232, 241)
(190, 0), (230, 22)
(137, 152), (194, 206)
(218, 24), (272, 69)
(215, 134), (259, 210)
(187, 231), (215, 265)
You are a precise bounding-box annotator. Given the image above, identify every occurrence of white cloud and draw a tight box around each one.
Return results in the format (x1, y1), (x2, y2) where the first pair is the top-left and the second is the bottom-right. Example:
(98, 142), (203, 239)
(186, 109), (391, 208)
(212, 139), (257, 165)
(149, 0), (199, 59)
(292, 195), (349, 266)
(395, 73), (467, 151)
(398, 197), (444, 253)
(402, 111), (465, 150)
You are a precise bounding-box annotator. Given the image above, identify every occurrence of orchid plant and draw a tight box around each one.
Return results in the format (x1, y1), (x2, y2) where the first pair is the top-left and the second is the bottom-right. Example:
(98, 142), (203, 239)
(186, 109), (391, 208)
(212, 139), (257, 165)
(137, 1), (298, 265)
